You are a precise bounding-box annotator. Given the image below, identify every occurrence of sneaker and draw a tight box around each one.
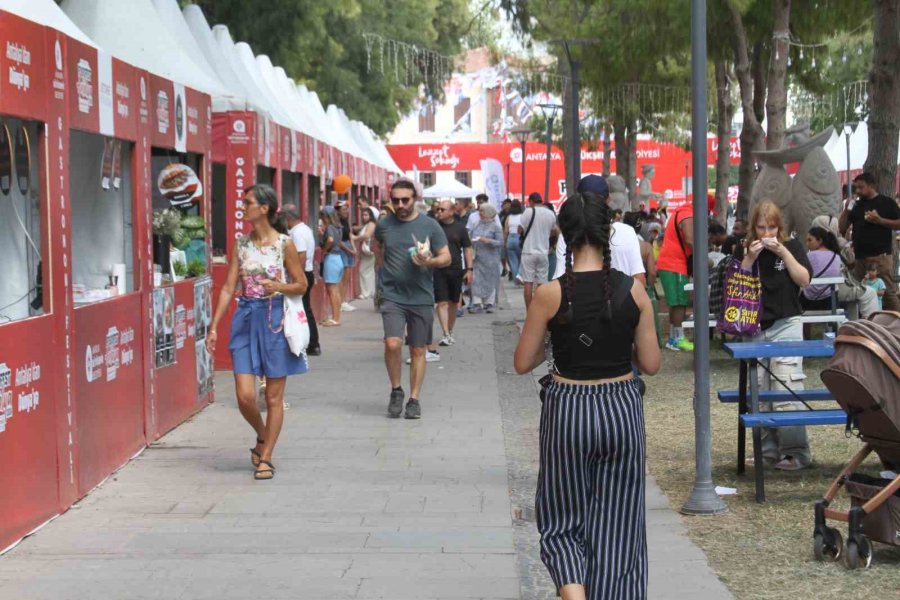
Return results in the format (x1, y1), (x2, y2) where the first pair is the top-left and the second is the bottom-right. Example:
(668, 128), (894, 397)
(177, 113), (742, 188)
(469, 305), (484, 314)
(340, 302), (356, 312)
(456, 308), (465, 318)
(674, 337), (694, 352)
(484, 303), (495, 314)
(404, 399), (421, 419)
(387, 387), (405, 418)
(438, 334), (454, 347)
(404, 351), (441, 364)
(774, 455), (808, 471)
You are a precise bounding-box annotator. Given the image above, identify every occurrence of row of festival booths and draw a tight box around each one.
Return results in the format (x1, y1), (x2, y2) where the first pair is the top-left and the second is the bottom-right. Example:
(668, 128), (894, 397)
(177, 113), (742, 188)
(0, 1), (398, 553)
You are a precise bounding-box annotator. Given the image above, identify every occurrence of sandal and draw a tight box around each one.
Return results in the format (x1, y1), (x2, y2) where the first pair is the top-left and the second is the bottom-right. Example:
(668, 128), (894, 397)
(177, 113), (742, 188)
(320, 319), (341, 327)
(254, 460), (275, 480)
(250, 438), (264, 467)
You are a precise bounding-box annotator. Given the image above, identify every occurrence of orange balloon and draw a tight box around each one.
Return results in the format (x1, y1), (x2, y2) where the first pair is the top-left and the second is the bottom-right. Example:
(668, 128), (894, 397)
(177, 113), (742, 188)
(333, 174), (352, 195)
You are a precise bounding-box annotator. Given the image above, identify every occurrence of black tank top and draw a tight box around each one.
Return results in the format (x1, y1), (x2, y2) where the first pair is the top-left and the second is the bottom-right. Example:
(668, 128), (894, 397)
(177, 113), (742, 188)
(548, 270), (639, 380)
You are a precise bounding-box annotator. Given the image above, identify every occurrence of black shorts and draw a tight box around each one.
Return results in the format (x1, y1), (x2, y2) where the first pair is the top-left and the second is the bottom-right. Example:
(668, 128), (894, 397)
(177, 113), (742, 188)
(433, 268), (464, 303)
(381, 301), (434, 347)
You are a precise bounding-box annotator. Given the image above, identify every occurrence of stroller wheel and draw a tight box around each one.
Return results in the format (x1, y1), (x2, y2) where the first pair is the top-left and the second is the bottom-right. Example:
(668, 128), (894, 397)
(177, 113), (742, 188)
(844, 536), (872, 570)
(813, 528), (842, 562)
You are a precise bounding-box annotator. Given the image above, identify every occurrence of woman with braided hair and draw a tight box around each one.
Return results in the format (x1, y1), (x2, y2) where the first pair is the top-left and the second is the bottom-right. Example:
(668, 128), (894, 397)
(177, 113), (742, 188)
(514, 193), (660, 600)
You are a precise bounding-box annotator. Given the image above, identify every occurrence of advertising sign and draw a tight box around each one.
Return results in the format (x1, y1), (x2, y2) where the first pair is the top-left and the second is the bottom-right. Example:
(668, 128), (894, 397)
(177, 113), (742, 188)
(153, 287), (176, 368)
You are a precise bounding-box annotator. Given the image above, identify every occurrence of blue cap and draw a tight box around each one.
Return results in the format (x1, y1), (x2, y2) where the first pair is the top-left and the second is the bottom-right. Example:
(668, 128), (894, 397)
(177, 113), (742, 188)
(321, 205), (336, 216)
(576, 174), (609, 198)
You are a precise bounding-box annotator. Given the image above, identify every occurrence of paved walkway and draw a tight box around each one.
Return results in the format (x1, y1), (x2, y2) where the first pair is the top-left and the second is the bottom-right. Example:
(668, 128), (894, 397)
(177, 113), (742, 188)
(0, 283), (731, 599)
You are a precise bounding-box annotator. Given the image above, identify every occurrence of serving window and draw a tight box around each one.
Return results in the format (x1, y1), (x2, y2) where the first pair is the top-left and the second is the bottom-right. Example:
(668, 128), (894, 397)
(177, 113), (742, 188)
(69, 132), (136, 305)
(151, 150), (206, 282)
(0, 118), (45, 324)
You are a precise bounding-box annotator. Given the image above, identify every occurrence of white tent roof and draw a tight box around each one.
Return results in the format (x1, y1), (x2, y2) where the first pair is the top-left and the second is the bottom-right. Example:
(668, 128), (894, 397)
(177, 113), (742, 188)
(151, 0), (248, 112)
(847, 122), (869, 171)
(362, 124), (403, 174)
(229, 39), (295, 129)
(422, 178), (478, 198)
(325, 104), (367, 158)
(350, 120), (399, 173)
(183, 5), (263, 114)
(61, 0), (229, 97)
(3, 0), (96, 46)
(274, 73), (329, 145)
(254, 55), (312, 137)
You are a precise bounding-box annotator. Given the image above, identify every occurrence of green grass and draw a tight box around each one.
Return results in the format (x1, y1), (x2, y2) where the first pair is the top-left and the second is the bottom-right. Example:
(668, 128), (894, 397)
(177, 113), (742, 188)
(644, 344), (900, 600)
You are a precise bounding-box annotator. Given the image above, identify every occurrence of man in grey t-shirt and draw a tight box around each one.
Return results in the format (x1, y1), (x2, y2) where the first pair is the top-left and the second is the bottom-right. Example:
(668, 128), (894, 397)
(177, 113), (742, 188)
(518, 192), (558, 310)
(373, 180), (450, 419)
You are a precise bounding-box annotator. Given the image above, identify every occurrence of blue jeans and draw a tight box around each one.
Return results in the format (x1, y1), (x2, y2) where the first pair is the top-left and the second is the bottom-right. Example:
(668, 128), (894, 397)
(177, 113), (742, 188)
(506, 233), (521, 278)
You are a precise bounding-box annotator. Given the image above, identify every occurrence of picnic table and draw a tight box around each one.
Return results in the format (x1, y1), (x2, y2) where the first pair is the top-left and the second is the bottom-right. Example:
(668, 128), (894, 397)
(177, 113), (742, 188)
(723, 339), (840, 502)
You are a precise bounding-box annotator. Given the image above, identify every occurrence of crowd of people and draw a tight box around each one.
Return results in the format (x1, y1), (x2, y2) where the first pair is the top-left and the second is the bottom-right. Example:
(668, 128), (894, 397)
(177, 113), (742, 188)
(209, 169), (899, 598)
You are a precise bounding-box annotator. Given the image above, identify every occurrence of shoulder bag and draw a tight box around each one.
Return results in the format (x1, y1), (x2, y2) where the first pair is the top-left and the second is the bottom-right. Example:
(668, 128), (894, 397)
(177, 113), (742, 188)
(519, 208), (536, 251)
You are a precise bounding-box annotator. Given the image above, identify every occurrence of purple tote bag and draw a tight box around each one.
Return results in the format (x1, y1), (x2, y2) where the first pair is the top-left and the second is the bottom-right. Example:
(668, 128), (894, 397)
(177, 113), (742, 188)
(716, 258), (762, 337)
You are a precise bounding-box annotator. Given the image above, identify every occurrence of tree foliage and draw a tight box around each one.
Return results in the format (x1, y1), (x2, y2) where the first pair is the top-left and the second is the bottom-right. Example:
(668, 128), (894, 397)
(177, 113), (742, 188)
(183, 0), (474, 136)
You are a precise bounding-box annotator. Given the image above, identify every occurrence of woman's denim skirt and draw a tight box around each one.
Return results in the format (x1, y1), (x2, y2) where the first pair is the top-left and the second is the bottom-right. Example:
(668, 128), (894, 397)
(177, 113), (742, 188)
(229, 297), (308, 378)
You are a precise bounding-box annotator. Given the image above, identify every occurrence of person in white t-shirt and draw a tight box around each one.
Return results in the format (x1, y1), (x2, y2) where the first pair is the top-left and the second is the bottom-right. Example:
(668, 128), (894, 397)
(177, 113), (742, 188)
(282, 204), (320, 355)
(553, 176), (646, 285)
(518, 192), (559, 310)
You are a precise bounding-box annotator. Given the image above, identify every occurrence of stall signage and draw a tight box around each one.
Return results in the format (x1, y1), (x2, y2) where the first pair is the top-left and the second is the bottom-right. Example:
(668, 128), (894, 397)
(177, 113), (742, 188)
(104, 327), (120, 382)
(226, 113), (255, 249)
(173, 83), (187, 153)
(174, 305), (186, 350)
(137, 74), (150, 127)
(51, 40), (65, 102)
(184, 88), (210, 154)
(67, 39), (99, 132)
(157, 90), (170, 135)
(0, 363), (11, 432)
(0, 14), (45, 120)
(85, 343), (103, 383)
(97, 52), (115, 137)
(109, 59), (137, 141)
(0, 360), (43, 434)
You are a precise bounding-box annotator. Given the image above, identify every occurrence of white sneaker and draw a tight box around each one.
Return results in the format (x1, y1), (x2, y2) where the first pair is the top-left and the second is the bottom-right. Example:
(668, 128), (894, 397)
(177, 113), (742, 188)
(405, 351), (441, 364)
(341, 302), (356, 312)
(438, 334), (454, 346)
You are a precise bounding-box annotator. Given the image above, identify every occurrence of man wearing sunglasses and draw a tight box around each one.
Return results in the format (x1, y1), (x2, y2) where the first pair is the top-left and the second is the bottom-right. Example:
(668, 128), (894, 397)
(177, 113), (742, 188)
(373, 180), (451, 419)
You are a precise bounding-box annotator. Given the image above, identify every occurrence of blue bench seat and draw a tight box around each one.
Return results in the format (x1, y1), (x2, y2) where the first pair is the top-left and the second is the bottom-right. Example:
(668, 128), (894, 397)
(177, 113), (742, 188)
(717, 389), (833, 403)
(739, 409), (846, 428)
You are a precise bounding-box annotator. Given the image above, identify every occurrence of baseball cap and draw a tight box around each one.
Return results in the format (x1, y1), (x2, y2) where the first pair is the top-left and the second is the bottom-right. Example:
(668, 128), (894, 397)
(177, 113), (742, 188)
(576, 174), (609, 198)
(321, 205), (336, 216)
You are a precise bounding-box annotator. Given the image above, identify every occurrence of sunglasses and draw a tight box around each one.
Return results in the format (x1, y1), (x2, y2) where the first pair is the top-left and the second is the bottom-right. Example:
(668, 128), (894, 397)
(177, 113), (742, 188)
(434, 207), (447, 213)
(390, 196), (414, 205)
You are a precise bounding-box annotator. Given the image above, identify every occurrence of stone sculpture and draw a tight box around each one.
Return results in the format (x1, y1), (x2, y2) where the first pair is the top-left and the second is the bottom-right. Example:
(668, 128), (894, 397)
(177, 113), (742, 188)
(607, 174), (630, 213)
(637, 164), (664, 211)
(750, 124), (841, 238)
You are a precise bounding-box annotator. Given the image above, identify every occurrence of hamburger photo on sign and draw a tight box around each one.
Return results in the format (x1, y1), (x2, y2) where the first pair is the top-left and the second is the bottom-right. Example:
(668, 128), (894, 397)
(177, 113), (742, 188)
(158, 163), (203, 208)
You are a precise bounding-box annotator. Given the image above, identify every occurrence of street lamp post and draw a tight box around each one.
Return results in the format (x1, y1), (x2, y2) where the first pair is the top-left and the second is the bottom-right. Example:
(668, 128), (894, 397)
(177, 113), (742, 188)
(681, 0), (727, 517)
(511, 126), (534, 201)
(538, 103), (562, 205)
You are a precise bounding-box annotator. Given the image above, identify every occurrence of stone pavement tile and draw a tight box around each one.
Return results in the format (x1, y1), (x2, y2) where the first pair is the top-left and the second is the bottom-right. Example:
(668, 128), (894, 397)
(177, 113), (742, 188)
(355, 576), (520, 599)
(365, 529), (514, 552)
(0, 576), (187, 600)
(361, 513), (512, 529)
(342, 553), (516, 578)
(121, 531), (371, 555)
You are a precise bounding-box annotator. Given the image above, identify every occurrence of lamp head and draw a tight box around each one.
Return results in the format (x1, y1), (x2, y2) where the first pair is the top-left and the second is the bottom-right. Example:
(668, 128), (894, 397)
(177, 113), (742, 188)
(537, 103), (562, 121)
(510, 126), (534, 144)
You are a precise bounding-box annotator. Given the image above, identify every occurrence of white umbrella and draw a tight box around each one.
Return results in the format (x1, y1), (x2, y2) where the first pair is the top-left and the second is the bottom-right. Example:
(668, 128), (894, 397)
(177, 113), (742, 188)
(422, 178), (478, 198)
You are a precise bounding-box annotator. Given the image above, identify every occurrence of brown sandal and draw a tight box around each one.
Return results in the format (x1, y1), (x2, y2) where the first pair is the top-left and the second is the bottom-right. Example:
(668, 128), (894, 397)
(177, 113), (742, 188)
(250, 438), (264, 467)
(254, 460), (275, 480)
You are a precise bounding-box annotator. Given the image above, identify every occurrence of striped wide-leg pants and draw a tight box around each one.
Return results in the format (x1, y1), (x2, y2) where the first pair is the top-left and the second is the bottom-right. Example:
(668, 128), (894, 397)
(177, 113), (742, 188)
(535, 379), (647, 600)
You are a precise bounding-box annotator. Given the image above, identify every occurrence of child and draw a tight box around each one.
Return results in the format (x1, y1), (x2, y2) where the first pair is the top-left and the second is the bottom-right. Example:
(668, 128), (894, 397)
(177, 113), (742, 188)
(863, 261), (887, 310)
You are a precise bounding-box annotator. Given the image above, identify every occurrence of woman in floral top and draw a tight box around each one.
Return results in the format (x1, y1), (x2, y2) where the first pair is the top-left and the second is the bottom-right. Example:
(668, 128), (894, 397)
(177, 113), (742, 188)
(208, 184), (307, 480)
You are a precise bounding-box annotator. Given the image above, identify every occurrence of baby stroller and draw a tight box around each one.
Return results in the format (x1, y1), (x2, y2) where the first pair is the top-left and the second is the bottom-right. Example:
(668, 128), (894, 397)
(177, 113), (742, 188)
(815, 310), (900, 569)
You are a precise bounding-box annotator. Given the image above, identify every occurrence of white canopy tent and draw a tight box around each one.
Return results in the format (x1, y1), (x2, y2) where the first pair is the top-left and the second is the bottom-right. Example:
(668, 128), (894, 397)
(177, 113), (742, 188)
(255, 55), (317, 140)
(3, 0), (96, 46)
(326, 105), (369, 160)
(182, 5), (264, 114)
(422, 178), (478, 199)
(229, 39), (295, 129)
(151, 0), (249, 112)
(61, 0), (230, 98)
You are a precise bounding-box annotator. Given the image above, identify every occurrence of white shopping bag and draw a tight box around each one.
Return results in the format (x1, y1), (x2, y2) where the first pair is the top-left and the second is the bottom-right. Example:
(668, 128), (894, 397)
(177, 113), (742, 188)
(283, 293), (310, 356)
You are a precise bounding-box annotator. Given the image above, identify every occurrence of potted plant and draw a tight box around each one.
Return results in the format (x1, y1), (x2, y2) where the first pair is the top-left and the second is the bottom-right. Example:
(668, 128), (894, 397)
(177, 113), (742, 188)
(186, 259), (206, 278)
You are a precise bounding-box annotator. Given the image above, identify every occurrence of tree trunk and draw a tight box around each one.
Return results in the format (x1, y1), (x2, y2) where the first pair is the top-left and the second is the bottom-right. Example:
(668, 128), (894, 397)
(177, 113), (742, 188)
(561, 59), (577, 197)
(714, 60), (734, 226)
(614, 120), (628, 189)
(602, 124), (612, 177)
(728, 0), (765, 220)
(626, 122), (638, 207)
(765, 0), (791, 150)
(864, 0), (900, 196)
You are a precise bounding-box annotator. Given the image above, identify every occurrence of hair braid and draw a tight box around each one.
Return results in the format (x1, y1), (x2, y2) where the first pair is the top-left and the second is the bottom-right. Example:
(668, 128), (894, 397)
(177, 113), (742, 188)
(601, 233), (613, 321)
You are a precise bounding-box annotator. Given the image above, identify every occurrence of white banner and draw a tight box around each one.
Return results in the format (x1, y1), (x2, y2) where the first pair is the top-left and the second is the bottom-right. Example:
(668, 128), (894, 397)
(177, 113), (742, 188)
(479, 158), (506, 209)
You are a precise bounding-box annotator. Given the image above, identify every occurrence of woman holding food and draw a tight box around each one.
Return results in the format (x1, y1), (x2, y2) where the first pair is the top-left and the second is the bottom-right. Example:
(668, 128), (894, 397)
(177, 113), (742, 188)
(207, 184), (308, 481)
(735, 200), (813, 471)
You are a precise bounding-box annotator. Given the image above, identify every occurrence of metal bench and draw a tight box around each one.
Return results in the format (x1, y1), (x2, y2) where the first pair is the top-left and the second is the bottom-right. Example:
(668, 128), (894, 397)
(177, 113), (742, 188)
(723, 339), (836, 502)
(717, 389), (833, 403)
(740, 410), (846, 428)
